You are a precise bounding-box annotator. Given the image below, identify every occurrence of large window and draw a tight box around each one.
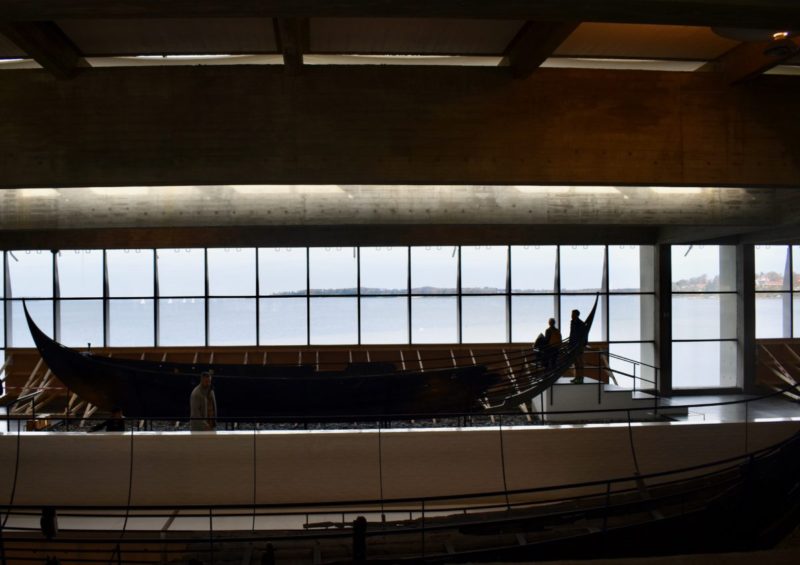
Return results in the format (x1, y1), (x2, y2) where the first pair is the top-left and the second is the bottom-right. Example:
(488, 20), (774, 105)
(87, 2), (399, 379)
(111, 299), (155, 346)
(158, 298), (203, 346)
(411, 247), (457, 293)
(208, 248), (255, 296)
(6, 250), (54, 347)
(209, 298), (257, 345)
(0, 254), (3, 391)
(259, 248), (306, 296)
(56, 250), (105, 348)
(7, 250), (53, 298)
(1, 247), (656, 365)
(157, 248), (205, 297)
(107, 250), (154, 297)
(671, 245), (738, 389)
(58, 299), (103, 348)
(755, 245), (799, 339)
(9, 300), (54, 348)
(57, 250), (103, 298)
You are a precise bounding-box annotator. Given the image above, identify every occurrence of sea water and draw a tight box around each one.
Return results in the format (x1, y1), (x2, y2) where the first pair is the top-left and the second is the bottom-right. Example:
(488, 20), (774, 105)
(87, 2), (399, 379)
(6, 294), (791, 390)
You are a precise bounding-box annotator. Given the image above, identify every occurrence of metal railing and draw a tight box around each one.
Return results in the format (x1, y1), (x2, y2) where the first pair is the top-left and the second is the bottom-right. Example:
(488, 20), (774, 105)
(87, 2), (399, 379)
(0, 394), (798, 564)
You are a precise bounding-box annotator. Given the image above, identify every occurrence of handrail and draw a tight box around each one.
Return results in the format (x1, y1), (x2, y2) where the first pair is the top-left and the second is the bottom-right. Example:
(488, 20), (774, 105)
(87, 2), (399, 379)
(0, 389), (797, 563)
(0, 382), (797, 425)
(588, 350), (659, 399)
(603, 350), (659, 371)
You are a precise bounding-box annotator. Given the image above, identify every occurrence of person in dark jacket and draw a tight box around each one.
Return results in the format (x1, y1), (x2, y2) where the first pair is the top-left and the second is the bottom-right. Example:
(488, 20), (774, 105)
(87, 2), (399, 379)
(542, 318), (562, 368)
(569, 309), (587, 383)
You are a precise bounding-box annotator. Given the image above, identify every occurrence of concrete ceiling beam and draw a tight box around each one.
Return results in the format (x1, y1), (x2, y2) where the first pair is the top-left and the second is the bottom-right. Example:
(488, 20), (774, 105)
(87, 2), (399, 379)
(274, 17), (308, 75)
(699, 36), (800, 84)
(502, 21), (580, 79)
(0, 20), (87, 79)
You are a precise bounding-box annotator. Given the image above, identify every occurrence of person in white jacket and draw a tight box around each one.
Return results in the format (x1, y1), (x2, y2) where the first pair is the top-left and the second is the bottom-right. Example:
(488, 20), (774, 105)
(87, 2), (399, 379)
(190, 371), (217, 431)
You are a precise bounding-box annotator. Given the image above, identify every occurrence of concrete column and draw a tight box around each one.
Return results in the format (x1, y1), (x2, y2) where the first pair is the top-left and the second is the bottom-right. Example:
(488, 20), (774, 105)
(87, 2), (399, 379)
(738, 244), (757, 392)
(640, 246), (657, 389)
(783, 248), (792, 337)
(655, 244), (672, 395)
(720, 246), (739, 388)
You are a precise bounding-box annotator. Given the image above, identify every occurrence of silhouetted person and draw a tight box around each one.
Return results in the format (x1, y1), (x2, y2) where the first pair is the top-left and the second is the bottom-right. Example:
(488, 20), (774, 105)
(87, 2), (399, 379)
(569, 309), (587, 383)
(190, 371), (217, 431)
(89, 407), (125, 432)
(261, 544), (276, 565)
(543, 318), (562, 368)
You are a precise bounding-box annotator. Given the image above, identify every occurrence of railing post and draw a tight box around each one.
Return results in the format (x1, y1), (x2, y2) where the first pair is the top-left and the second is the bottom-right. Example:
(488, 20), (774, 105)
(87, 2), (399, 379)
(597, 372), (602, 405)
(65, 387), (70, 432)
(208, 507), (214, 565)
(261, 543), (275, 565)
(353, 516), (367, 564)
(421, 499), (426, 559)
(744, 401), (749, 455)
(597, 353), (601, 382)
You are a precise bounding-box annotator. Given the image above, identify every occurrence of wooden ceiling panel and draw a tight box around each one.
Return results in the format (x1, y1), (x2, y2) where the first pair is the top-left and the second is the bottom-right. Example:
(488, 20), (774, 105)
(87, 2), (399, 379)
(57, 18), (278, 56)
(556, 23), (738, 60)
(310, 18), (523, 55)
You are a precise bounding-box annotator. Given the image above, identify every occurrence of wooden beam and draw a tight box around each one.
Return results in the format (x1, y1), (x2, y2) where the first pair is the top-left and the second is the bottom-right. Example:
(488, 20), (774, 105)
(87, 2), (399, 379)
(0, 1), (799, 29)
(699, 37), (800, 84)
(274, 17), (308, 74)
(0, 21), (87, 79)
(503, 20), (579, 79)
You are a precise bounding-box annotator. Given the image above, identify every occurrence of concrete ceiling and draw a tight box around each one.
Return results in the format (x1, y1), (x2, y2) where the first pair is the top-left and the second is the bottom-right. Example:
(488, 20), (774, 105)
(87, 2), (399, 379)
(1, 186), (797, 249)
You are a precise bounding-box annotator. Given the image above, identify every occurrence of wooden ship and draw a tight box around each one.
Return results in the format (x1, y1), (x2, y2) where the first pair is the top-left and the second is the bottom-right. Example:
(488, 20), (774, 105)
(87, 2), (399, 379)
(15, 298), (598, 419)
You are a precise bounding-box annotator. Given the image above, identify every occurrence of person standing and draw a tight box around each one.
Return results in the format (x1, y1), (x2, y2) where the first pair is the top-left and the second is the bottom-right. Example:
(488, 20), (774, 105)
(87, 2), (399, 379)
(190, 371), (217, 431)
(569, 309), (587, 384)
(543, 318), (562, 368)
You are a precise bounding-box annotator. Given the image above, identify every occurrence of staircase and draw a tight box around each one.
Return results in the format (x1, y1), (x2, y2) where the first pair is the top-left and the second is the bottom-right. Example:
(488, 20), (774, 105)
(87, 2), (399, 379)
(529, 345), (685, 423)
(533, 378), (687, 422)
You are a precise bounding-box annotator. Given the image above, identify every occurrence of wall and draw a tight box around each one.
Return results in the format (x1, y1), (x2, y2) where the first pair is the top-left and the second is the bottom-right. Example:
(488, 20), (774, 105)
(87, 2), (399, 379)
(0, 66), (798, 188)
(0, 420), (797, 508)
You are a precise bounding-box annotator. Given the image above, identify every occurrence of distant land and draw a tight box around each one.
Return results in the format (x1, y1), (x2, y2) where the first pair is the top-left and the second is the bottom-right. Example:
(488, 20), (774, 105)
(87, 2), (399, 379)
(271, 287), (637, 295)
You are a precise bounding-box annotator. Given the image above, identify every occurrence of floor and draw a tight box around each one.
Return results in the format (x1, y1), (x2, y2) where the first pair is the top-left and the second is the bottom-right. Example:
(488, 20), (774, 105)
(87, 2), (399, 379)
(2, 393), (800, 432)
(660, 393), (800, 423)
